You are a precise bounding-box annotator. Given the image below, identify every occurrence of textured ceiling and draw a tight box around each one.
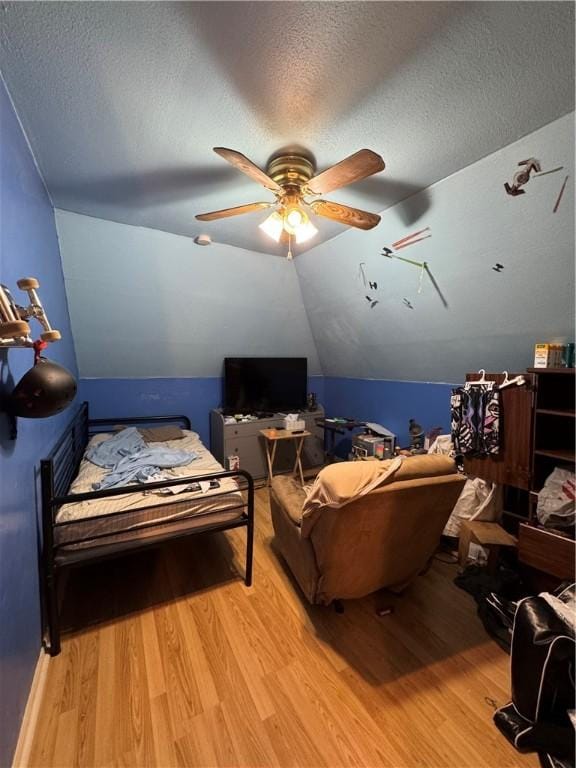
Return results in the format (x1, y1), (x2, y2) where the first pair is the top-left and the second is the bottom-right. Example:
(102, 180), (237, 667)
(1, 1), (574, 256)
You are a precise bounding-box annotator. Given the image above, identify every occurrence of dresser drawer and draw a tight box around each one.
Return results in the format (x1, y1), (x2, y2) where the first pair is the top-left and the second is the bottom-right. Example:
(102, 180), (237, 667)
(518, 523), (575, 580)
(224, 419), (283, 438)
(225, 436), (268, 478)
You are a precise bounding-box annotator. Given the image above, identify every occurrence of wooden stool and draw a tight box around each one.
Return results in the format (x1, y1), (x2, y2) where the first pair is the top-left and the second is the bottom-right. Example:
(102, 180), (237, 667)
(458, 521), (517, 575)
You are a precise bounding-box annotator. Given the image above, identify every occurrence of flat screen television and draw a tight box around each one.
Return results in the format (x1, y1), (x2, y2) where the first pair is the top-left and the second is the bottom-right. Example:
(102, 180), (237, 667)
(224, 357), (307, 414)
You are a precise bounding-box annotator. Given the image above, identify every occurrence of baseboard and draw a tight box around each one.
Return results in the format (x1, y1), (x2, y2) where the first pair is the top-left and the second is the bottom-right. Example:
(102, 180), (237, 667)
(12, 651), (49, 768)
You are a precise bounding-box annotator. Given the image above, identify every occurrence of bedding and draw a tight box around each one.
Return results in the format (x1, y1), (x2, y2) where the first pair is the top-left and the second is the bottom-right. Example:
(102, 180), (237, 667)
(87, 427), (198, 490)
(54, 430), (243, 556)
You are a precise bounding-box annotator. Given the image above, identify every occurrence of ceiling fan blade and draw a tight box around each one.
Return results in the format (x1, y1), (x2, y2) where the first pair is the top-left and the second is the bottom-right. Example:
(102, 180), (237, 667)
(311, 199), (381, 230)
(213, 148), (282, 193)
(307, 149), (385, 195)
(195, 202), (273, 221)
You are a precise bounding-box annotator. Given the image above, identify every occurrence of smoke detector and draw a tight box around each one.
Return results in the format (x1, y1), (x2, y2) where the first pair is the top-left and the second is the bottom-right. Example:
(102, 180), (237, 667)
(194, 234), (212, 246)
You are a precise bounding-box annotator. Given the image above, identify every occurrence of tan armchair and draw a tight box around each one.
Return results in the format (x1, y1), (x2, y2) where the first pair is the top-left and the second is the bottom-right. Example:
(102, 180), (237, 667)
(270, 455), (466, 605)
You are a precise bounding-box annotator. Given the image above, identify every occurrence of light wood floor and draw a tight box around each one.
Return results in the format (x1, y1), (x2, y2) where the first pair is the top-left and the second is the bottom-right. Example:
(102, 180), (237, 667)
(27, 489), (537, 768)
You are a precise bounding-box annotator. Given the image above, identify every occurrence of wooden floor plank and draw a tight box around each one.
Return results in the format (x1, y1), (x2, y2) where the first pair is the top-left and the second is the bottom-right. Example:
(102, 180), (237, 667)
(176, 704), (234, 768)
(93, 622), (116, 766)
(26, 489), (537, 768)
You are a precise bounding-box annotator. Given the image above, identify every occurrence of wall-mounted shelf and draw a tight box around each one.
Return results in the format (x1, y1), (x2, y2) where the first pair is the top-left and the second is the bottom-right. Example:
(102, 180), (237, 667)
(533, 448), (575, 462)
(527, 367), (575, 375)
(535, 408), (576, 417)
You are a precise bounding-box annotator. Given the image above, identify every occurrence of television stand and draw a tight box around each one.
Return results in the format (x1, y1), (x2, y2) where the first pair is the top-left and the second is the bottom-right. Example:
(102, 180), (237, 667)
(210, 407), (325, 480)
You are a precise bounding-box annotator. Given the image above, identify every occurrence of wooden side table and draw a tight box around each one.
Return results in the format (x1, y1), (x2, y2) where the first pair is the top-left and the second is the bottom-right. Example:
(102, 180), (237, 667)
(260, 429), (311, 486)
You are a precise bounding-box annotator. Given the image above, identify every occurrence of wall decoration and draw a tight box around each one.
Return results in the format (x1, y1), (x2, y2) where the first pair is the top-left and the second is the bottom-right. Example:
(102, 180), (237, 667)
(504, 158), (541, 196)
(392, 227), (430, 248)
(534, 166), (564, 179)
(493, 263), (504, 272)
(504, 159), (567, 211)
(392, 226), (432, 250)
(395, 236), (431, 250)
(381, 239), (448, 309)
(0, 277), (61, 349)
(0, 277), (76, 432)
(553, 175), (569, 214)
(424, 264), (449, 308)
(359, 262), (380, 307)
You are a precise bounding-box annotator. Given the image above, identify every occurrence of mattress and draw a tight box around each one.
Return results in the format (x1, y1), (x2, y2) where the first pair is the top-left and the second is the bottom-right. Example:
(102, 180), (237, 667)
(54, 430), (244, 560)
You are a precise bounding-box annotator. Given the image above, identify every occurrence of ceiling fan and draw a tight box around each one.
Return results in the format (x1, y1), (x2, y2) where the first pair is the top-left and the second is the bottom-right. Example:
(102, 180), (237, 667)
(195, 147), (385, 255)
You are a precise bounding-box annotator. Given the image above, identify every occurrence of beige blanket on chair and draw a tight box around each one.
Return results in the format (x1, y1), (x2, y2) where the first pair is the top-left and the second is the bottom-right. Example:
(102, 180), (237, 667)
(301, 454), (460, 537)
(302, 458), (404, 514)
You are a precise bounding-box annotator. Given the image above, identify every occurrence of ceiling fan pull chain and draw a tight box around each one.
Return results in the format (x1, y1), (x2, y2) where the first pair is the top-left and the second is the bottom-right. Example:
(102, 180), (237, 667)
(287, 232), (293, 260)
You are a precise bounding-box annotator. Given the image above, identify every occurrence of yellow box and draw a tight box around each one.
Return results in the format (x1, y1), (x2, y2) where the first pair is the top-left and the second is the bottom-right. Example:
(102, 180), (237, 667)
(534, 343), (564, 368)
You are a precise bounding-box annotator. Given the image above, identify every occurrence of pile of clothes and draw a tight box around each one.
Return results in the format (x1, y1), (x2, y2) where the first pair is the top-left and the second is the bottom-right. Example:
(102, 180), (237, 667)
(87, 427), (197, 490)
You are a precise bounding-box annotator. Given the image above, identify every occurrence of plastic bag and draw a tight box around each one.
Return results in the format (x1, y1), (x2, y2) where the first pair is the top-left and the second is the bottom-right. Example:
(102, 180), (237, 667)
(443, 477), (502, 538)
(536, 468), (575, 529)
(427, 434), (454, 456)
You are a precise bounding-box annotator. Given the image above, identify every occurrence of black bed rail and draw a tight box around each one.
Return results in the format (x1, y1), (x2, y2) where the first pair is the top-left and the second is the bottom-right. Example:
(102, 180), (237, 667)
(50, 469), (252, 507)
(48, 402), (89, 498)
(39, 402), (254, 657)
(88, 413), (192, 433)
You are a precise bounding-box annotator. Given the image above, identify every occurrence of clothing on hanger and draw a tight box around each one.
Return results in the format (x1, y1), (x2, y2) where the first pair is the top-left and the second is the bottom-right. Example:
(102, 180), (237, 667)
(451, 376), (501, 455)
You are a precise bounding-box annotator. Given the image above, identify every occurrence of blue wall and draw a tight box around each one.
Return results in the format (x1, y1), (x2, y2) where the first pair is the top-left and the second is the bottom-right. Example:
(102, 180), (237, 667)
(323, 377), (454, 448)
(79, 378), (221, 445)
(0, 78), (78, 765)
(79, 375), (325, 447)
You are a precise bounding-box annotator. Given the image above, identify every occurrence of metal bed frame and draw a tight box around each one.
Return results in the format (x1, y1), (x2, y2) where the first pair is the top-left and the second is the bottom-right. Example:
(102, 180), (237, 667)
(40, 402), (254, 656)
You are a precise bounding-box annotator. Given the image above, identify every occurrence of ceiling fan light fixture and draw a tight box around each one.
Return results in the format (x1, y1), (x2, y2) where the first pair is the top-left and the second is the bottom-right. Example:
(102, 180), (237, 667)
(196, 147), (385, 244)
(259, 211), (284, 242)
(283, 205), (307, 234)
(284, 206), (308, 235)
(294, 218), (318, 244)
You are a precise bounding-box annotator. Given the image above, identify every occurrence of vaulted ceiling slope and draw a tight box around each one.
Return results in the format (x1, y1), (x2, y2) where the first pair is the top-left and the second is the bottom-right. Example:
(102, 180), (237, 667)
(1, 2), (574, 256)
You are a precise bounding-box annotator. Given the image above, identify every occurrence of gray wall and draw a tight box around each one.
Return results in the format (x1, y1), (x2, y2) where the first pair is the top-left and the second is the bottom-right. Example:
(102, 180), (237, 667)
(56, 210), (322, 377)
(296, 113), (575, 382)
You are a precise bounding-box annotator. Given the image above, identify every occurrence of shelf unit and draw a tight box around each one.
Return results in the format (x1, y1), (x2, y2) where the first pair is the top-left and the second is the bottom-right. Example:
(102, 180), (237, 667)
(528, 368), (576, 505)
(461, 368), (575, 581)
(518, 368), (575, 581)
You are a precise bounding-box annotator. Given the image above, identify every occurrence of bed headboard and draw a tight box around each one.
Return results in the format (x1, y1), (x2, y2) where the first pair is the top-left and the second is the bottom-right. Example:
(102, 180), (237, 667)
(41, 401), (90, 502)
(88, 413), (191, 434)
(41, 403), (193, 508)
